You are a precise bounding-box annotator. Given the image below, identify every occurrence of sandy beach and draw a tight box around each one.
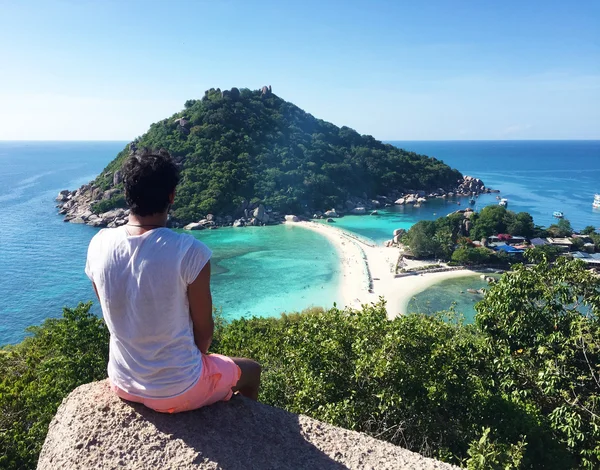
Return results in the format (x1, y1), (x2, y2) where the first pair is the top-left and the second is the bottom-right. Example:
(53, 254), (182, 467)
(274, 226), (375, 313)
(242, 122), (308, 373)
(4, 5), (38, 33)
(289, 220), (479, 318)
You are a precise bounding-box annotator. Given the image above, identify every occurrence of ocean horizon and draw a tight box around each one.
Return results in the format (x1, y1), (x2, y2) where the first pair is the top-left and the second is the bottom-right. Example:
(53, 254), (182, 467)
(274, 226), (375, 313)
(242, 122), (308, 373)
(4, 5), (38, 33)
(1, 139), (599, 345)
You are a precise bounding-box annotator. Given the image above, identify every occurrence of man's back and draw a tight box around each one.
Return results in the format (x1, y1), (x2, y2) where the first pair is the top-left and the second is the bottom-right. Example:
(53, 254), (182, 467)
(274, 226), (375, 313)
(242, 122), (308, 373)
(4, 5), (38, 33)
(86, 226), (212, 398)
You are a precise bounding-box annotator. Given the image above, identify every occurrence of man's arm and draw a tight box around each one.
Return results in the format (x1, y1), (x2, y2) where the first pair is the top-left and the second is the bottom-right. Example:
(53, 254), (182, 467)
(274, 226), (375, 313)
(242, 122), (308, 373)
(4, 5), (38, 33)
(92, 282), (100, 301)
(188, 260), (214, 354)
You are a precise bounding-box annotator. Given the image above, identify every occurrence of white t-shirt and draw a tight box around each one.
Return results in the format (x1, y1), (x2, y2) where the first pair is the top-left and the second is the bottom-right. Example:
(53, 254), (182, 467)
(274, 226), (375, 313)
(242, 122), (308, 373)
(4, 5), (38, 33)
(85, 226), (212, 398)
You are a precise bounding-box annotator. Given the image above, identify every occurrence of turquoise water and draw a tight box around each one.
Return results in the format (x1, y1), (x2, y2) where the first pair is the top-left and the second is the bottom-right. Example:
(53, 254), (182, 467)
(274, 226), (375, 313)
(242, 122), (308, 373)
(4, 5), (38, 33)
(1, 140), (599, 343)
(0, 142), (340, 345)
(406, 274), (497, 323)
(323, 194), (498, 244)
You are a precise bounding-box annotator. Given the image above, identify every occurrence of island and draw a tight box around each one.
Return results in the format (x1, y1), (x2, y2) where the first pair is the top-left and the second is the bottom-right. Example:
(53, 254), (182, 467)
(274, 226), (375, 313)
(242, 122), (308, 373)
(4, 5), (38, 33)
(56, 86), (493, 229)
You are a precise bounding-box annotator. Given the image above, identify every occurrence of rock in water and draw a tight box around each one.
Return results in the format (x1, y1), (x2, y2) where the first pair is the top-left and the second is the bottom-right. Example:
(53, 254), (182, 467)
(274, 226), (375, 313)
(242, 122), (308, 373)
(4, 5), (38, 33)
(37, 380), (457, 470)
(183, 222), (205, 231)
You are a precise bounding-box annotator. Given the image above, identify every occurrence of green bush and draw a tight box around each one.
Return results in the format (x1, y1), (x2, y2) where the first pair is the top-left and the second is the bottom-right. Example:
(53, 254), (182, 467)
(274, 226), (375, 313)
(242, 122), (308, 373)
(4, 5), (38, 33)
(0, 303), (109, 470)
(91, 193), (126, 214)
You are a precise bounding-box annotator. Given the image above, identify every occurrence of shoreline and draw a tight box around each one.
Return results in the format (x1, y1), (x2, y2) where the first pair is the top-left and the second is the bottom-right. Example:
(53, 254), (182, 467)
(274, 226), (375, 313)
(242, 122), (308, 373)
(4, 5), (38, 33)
(289, 221), (481, 318)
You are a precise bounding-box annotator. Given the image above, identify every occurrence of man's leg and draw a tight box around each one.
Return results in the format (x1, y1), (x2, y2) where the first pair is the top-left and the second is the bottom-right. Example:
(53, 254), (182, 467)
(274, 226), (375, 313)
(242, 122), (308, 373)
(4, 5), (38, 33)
(231, 357), (261, 401)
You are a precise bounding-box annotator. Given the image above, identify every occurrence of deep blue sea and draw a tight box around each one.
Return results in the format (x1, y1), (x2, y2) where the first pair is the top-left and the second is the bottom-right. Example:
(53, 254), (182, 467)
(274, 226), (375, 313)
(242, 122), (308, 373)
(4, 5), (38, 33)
(1, 140), (599, 344)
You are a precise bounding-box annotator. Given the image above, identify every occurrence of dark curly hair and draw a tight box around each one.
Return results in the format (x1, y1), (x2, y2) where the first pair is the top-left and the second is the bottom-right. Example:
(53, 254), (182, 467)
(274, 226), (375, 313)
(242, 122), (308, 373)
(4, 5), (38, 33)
(122, 148), (180, 216)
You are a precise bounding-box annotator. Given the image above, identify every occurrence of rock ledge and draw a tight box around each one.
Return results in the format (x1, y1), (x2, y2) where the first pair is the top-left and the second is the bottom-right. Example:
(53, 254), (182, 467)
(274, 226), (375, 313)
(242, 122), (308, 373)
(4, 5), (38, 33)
(38, 380), (456, 470)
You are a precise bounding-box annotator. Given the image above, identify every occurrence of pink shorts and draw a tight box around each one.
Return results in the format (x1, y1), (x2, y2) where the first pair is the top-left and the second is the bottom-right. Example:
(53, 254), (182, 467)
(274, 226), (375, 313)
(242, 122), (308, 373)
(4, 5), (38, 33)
(110, 353), (242, 413)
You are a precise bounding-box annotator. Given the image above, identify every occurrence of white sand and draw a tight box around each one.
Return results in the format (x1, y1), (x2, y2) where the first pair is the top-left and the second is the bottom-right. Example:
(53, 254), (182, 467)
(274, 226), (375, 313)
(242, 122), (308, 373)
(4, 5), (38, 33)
(289, 220), (479, 318)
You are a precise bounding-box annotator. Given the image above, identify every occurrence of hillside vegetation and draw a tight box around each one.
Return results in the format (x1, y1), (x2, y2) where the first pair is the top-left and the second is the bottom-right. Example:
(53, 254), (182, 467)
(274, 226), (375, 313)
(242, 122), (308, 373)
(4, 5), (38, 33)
(93, 87), (462, 223)
(1, 258), (598, 469)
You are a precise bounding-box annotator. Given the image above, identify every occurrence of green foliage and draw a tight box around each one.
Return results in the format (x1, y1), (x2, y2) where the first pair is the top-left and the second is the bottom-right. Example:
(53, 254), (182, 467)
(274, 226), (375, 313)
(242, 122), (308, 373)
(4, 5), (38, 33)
(547, 219), (574, 238)
(581, 226), (597, 236)
(3, 259), (599, 469)
(476, 257), (600, 468)
(405, 214), (464, 260)
(525, 244), (564, 263)
(93, 88), (462, 223)
(470, 207), (535, 241)
(0, 303), (109, 470)
(466, 428), (527, 470)
(90, 193), (126, 214)
(507, 212), (535, 239)
(451, 247), (495, 266)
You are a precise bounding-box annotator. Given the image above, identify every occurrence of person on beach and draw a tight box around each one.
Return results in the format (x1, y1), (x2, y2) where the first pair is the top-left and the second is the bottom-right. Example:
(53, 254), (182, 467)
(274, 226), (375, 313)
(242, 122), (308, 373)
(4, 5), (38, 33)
(85, 148), (261, 413)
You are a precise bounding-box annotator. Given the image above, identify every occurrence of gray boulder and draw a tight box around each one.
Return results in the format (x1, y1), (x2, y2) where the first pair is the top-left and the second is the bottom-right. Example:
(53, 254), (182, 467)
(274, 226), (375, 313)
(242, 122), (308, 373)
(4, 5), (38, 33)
(253, 204), (268, 223)
(37, 380), (457, 470)
(350, 207), (366, 215)
(184, 222), (205, 231)
(285, 215), (299, 222)
(113, 171), (122, 186)
(324, 210), (338, 218)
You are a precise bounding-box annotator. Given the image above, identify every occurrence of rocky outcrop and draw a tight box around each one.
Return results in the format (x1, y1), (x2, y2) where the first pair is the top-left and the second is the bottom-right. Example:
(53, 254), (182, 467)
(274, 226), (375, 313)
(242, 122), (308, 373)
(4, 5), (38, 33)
(261, 85), (272, 96)
(38, 380), (456, 470)
(183, 222), (205, 231)
(285, 214), (300, 222)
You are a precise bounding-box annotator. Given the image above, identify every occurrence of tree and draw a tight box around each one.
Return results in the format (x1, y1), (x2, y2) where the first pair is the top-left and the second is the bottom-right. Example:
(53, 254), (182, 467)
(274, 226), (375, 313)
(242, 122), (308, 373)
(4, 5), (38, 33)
(470, 206), (509, 240)
(451, 247), (493, 265)
(547, 218), (574, 237)
(581, 225), (597, 235)
(525, 245), (563, 263)
(405, 221), (448, 259)
(476, 257), (600, 468)
(507, 212), (535, 238)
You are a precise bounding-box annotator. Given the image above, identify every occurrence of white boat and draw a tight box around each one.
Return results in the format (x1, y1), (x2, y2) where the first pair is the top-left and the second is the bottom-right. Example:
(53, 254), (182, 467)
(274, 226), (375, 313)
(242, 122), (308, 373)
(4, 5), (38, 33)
(499, 198), (508, 207)
(593, 194), (600, 209)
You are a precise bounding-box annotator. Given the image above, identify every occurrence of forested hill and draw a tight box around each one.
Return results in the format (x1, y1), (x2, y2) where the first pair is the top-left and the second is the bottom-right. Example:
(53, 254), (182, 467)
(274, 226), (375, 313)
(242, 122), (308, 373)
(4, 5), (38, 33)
(93, 86), (462, 223)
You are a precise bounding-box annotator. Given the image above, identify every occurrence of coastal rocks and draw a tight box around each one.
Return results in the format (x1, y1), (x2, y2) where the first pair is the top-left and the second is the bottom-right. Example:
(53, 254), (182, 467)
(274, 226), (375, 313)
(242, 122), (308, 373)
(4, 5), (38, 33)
(285, 215), (299, 222)
(326, 218), (335, 223)
(183, 222), (205, 231)
(350, 207), (366, 215)
(395, 198), (406, 205)
(324, 209), (339, 218)
(455, 176), (493, 196)
(233, 219), (245, 227)
(56, 190), (70, 202)
(103, 188), (119, 200)
(253, 204), (269, 224)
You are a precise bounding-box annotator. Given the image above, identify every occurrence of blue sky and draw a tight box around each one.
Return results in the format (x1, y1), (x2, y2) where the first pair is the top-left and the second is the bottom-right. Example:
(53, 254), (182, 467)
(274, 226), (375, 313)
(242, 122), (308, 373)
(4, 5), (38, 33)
(0, 0), (598, 140)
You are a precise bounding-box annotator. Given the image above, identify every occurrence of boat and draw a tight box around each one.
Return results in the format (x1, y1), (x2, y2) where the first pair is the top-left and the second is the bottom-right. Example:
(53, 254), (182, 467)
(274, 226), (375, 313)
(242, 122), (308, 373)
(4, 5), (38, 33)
(499, 198), (508, 207)
(469, 198), (476, 205)
(593, 194), (600, 209)
(553, 211), (564, 219)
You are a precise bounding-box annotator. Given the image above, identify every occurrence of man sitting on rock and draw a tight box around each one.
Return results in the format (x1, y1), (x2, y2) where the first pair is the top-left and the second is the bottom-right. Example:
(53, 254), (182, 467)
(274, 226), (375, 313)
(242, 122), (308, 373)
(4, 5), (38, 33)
(85, 148), (261, 412)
